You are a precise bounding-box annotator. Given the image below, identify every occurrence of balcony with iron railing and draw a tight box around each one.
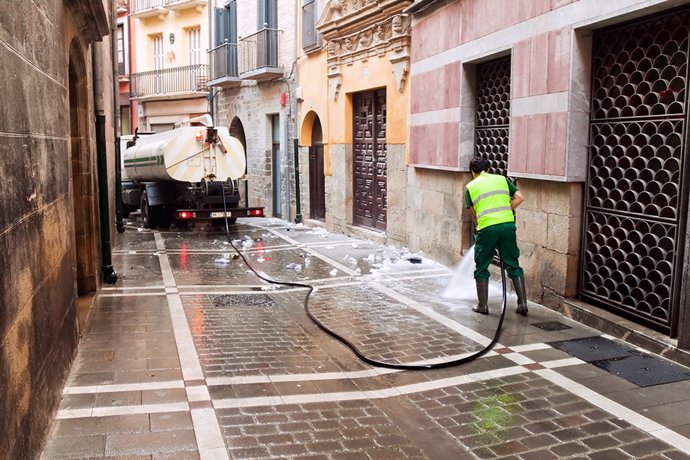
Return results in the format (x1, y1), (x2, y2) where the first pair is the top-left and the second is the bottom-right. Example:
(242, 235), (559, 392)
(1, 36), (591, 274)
(131, 0), (207, 19)
(130, 64), (209, 100)
(208, 28), (283, 87)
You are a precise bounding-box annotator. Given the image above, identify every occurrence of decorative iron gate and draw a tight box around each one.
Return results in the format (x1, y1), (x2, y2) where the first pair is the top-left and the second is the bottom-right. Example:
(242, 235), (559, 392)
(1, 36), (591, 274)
(353, 89), (387, 230)
(581, 10), (690, 335)
(475, 56), (511, 175)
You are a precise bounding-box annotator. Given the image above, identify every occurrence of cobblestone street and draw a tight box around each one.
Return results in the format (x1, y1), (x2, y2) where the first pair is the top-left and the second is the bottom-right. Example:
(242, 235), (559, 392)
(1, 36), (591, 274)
(41, 219), (690, 459)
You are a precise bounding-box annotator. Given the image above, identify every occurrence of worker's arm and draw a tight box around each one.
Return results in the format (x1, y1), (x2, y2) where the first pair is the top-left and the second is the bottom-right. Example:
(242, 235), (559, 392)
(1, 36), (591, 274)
(470, 206), (477, 226)
(511, 190), (524, 210)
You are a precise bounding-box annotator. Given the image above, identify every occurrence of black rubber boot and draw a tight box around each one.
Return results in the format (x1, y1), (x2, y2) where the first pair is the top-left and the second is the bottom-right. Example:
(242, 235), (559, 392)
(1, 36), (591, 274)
(472, 279), (489, 315)
(511, 276), (528, 316)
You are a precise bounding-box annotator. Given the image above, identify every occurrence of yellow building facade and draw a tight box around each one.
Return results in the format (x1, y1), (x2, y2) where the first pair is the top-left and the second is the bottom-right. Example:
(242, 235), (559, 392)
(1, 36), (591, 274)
(297, 0), (412, 244)
(130, 1), (211, 131)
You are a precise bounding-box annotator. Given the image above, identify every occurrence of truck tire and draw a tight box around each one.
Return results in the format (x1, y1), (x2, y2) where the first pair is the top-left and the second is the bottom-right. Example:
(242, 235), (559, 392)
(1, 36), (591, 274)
(140, 191), (157, 229)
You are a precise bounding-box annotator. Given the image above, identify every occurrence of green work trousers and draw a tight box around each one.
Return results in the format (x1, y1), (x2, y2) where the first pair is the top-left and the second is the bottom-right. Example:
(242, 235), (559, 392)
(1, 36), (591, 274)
(474, 222), (524, 280)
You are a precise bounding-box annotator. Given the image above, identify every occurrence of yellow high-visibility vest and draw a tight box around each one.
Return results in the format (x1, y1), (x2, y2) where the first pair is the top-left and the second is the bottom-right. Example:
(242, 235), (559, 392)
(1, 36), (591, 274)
(467, 172), (514, 231)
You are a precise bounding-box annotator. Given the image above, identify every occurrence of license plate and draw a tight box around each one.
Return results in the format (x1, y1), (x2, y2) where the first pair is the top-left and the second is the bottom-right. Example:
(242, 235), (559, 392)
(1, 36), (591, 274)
(210, 211), (232, 218)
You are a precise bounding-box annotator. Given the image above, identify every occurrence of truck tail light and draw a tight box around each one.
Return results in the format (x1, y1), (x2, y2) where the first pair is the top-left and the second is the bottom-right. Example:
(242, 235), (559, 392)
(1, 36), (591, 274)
(250, 209), (263, 217)
(178, 211), (194, 219)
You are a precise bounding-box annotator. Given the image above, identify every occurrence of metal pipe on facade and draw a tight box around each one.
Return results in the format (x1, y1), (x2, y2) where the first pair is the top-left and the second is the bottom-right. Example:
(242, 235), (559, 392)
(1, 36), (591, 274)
(112, 0), (125, 233)
(92, 36), (118, 285)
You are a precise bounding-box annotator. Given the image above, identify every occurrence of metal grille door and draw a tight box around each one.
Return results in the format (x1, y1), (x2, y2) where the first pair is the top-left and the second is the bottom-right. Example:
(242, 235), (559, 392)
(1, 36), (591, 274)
(581, 10), (690, 334)
(353, 89), (387, 231)
(475, 56), (511, 175)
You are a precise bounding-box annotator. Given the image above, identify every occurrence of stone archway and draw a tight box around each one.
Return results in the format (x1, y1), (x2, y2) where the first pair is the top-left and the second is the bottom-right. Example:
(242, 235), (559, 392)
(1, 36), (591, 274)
(69, 39), (98, 299)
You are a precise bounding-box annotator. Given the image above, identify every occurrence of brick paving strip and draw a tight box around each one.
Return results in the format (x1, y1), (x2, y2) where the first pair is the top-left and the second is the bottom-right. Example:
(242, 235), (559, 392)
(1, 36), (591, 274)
(43, 223), (690, 459)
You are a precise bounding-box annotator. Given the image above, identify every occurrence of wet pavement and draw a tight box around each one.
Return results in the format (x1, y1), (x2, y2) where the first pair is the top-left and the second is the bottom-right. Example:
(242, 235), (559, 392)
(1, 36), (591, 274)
(41, 218), (690, 459)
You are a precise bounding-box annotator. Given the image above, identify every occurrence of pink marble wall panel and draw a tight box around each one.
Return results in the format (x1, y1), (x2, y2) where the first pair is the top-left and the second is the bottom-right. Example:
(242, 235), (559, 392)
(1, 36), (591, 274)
(512, 39), (531, 99)
(411, 1), (461, 63)
(551, 0), (576, 8)
(545, 112), (567, 175)
(529, 33), (549, 96)
(510, 113), (568, 176)
(410, 62), (462, 114)
(498, 0), (518, 30)
(526, 114), (548, 174)
(509, 115), (529, 173)
(410, 123), (459, 168)
(460, 0), (476, 43)
(547, 28), (571, 93)
(439, 123), (460, 167)
(410, 124), (435, 165)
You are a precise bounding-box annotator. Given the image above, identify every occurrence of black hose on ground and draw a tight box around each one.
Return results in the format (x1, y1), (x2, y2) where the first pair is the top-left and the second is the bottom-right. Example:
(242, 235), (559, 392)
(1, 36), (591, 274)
(220, 187), (507, 370)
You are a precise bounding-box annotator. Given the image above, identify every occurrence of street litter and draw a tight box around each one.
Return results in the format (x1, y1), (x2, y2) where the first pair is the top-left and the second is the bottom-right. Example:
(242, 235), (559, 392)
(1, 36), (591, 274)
(366, 253), (376, 262)
(352, 243), (359, 248)
(329, 269), (338, 276)
(407, 256), (422, 264)
(214, 254), (231, 265)
(308, 227), (329, 238)
(286, 263), (302, 271)
(343, 255), (358, 265)
(325, 245), (334, 249)
(256, 258), (265, 262)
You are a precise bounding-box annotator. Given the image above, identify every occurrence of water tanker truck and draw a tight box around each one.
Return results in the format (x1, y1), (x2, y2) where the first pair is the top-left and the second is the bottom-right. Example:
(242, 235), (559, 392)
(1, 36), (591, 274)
(121, 115), (264, 228)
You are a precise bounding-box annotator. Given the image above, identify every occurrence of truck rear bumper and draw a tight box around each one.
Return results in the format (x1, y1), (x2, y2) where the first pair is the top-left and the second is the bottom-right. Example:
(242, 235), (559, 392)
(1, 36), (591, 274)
(175, 207), (264, 221)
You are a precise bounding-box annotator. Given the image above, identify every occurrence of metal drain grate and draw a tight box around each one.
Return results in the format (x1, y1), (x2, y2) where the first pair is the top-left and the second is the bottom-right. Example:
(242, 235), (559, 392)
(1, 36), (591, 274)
(212, 294), (276, 308)
(549, 336), (636, 362)
(592, 354), (690, 387)
(532, 321), (572, 332)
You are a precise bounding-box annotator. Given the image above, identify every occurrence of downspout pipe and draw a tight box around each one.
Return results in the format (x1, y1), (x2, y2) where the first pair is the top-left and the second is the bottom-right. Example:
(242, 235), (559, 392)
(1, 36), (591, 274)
(112, 0), (125, 233)
(92, 33), (118, 285)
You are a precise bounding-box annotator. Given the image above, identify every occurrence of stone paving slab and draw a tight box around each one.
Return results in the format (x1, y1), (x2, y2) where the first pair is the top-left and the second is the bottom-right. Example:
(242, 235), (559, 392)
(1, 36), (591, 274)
(41, 219), (690, 460)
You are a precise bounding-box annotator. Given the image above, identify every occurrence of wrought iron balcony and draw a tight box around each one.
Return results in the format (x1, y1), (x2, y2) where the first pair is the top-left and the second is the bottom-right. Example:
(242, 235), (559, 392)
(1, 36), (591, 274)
(130, 0), (168, 18)
(208, 42), (241, 88)
(238, 28), (283, 81)
(131, 64), (209, 100)
(208, 29), (284, 87)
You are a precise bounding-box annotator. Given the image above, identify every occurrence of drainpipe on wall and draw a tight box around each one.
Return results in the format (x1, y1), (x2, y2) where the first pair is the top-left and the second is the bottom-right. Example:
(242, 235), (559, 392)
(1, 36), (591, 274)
(92, 40), (118, 285)
(112, 0), (125, 233)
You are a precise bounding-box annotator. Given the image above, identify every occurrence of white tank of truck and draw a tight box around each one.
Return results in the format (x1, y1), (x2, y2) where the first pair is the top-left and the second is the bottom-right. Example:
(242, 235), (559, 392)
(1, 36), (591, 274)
(123, 124), (245, 183)
(120, 115), (264, 229)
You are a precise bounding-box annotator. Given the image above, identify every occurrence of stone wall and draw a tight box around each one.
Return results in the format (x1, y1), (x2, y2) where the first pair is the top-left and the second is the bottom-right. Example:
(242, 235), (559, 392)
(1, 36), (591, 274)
(0, 0), (110, 457)
(405, 168), (471, 267)
(215, 79), (295, 218)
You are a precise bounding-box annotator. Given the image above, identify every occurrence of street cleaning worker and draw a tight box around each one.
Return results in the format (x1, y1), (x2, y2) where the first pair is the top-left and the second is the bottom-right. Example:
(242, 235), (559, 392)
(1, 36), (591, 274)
(465, 158), (528, 315)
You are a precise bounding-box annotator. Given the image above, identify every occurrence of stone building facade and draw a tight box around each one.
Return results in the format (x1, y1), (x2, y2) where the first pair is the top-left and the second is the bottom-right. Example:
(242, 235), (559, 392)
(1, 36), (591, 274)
(209, 0), (298, 218)
(296, 0), (413, 245)
(0, 0), (115, 457)
(407, 0), (690, 350)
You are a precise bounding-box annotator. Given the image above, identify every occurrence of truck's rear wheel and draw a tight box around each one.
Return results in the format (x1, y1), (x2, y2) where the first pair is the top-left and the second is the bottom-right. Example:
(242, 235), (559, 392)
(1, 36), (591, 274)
(140, 191), (157, 229)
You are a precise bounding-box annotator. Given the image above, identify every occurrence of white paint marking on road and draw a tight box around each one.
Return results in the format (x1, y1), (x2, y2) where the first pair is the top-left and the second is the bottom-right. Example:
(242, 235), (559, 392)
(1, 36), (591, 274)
(154, 231), (228, 460)
(192, 408), (229, 459)
(63, 380), (184, 395)
(535, 368), (690, 454)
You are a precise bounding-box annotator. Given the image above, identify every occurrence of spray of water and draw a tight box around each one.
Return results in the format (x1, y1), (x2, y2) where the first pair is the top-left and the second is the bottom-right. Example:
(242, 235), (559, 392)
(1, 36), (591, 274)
(442, 245), (515, 301)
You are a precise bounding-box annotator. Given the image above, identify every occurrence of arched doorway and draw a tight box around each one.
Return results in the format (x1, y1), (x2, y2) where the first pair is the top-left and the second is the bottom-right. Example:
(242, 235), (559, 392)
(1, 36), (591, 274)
(69, 40), (98, 324)
(309, 117), (325, 220)
(230, 116), (248, 208)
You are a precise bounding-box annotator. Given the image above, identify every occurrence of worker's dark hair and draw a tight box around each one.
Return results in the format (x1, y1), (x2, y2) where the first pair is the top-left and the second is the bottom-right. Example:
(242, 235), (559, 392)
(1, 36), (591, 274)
(469, 157), (490, 173)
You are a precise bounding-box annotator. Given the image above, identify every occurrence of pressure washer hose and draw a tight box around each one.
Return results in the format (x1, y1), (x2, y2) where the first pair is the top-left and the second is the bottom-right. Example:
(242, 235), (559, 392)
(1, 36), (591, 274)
(220, 188), (507, 370)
